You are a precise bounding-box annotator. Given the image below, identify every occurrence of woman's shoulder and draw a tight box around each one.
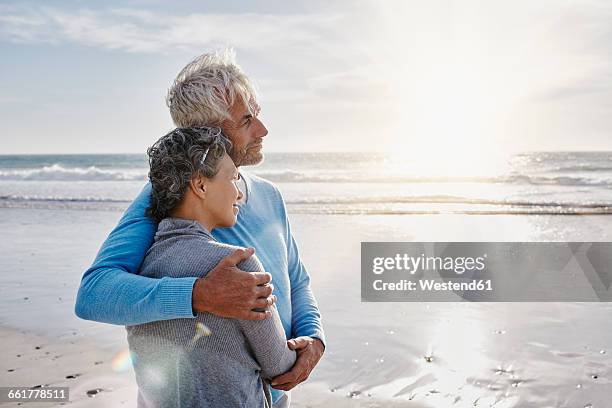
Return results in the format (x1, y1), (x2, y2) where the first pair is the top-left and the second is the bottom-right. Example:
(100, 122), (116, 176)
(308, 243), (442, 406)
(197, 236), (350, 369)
(205, 240), (246, 258)
(197, 240), (264, 273)
(151, 233), (237, 259)
(210, 241), (265, 273)
(144, 234), (264, 276)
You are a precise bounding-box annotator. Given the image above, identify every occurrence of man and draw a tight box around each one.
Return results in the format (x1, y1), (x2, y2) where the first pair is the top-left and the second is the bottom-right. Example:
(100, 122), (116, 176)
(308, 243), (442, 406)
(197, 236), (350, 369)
(75, 50), (325, 406)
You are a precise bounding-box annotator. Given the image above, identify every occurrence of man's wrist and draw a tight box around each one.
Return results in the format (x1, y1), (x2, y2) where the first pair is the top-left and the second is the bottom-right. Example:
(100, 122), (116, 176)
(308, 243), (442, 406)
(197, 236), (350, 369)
(312, 338), (325, 354)
(192, 277), (210, 314)
(306, 333), (326, 351)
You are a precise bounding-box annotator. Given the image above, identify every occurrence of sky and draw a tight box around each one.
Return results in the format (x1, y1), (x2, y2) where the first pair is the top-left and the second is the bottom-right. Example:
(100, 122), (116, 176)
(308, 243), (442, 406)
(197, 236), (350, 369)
(1, 0), (611, 154)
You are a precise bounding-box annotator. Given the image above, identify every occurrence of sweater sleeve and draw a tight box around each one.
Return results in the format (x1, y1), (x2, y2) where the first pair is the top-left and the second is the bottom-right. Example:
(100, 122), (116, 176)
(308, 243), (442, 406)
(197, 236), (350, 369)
(74, 183), (198, 325)
(276, 190), (326, 347)
(236, 256), (297, 379)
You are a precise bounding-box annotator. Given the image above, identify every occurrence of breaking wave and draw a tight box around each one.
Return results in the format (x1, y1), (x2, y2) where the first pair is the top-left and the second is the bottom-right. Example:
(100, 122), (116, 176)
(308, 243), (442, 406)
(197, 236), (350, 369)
(2, 164), (611, 187)
(0, 164), (147, 181)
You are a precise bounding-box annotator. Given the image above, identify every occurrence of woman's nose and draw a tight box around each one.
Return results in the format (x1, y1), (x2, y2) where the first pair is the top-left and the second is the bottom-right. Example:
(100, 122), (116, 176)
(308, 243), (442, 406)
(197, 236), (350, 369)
(236, 184), (244, 201)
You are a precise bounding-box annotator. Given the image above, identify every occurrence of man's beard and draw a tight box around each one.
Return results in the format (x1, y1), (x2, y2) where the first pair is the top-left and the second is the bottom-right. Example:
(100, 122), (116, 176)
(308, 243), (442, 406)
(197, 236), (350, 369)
(230, 144), (264, 167)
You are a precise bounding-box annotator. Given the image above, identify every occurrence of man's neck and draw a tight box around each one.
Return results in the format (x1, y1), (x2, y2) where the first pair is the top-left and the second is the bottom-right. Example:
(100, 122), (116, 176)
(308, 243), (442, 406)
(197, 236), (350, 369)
(237, 171), (248, 205)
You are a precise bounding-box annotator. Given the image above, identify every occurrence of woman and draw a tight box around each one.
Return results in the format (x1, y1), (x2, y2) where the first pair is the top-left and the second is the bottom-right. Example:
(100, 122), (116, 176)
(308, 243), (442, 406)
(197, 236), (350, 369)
(126, 127), (296, 407)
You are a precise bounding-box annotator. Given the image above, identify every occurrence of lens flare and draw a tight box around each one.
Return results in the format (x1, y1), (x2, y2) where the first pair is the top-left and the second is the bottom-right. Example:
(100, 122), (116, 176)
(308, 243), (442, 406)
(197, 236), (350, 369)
(188, 322), (212, 350)
(111, 349), (134, 372)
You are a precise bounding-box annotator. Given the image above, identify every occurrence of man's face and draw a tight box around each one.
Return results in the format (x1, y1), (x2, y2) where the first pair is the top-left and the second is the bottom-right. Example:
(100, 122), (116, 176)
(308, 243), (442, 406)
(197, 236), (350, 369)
(221, 99), (268, 167)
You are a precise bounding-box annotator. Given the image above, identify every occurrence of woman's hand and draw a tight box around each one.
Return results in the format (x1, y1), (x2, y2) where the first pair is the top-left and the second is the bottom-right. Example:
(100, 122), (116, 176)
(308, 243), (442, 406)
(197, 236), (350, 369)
(191, 247), (277, 320)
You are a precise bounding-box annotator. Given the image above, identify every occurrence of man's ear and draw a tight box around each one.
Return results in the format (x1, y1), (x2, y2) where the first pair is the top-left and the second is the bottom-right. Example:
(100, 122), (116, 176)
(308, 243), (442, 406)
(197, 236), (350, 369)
(190, 174), (207, 199)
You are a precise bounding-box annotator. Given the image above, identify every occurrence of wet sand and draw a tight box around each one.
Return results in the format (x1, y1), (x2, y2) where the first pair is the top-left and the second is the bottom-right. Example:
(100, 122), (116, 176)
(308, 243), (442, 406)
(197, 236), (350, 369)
(0, 326), (134, 407)
(1, 208), (612, 406)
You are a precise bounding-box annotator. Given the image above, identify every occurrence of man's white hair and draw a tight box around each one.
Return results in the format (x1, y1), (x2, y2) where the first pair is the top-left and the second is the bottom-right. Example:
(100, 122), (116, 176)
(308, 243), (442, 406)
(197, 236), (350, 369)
(166, 49), (259, 128)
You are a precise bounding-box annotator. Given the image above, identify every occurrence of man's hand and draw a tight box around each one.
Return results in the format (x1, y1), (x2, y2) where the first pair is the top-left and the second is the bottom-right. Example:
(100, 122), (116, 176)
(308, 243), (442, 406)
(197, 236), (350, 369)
(192, 247), (276, 320)
(271, 336), (325, 391)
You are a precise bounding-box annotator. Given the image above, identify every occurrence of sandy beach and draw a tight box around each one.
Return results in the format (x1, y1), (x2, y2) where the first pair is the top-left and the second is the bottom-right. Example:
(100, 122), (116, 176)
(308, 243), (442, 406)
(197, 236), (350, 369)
(1, 206), (612, 407)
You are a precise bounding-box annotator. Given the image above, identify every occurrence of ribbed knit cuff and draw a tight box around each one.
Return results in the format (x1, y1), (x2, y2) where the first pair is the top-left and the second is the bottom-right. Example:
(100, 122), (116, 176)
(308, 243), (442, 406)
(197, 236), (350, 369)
(295, 329), (327, 350)
(309, 330), (326, 350)
(159, 276), (198, 319)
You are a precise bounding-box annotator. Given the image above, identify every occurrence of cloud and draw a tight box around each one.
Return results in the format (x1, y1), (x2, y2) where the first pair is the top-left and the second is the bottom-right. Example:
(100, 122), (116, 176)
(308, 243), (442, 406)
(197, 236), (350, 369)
(307, 66), (397, 103)
(3, 0), (612, 153)
(0, 5), (339, 54)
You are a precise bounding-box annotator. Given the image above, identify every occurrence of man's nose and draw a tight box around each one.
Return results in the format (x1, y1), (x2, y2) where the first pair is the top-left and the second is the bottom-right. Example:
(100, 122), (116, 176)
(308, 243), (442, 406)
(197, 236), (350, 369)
(256, 117), (269, 138)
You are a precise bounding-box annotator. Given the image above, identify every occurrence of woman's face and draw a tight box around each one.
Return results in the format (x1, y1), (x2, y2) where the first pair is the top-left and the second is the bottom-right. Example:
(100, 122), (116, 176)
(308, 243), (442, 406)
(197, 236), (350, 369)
(202, 153), (242, 229)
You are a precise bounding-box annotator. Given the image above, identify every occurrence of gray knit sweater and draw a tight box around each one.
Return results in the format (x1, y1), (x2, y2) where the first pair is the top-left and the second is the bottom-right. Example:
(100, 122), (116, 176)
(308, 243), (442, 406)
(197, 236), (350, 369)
(126, 218), (296, 408)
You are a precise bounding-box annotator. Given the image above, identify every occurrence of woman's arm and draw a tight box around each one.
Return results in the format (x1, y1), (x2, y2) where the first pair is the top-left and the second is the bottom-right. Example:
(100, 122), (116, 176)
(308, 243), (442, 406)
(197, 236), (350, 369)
(236, 256), (297, 379)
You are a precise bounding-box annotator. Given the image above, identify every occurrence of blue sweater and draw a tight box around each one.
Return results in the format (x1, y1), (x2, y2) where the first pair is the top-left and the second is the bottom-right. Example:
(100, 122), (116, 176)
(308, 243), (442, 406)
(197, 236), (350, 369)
(75, 172), (325, 403)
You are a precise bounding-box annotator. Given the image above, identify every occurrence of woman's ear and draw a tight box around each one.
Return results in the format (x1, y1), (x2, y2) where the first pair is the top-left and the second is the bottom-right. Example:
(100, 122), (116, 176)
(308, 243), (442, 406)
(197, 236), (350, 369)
(190, 174), (207, 199)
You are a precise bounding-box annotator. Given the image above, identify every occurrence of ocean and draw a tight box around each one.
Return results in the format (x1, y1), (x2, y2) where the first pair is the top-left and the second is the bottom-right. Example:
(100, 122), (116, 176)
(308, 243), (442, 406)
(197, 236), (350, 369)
(2, 151), (612, 406)
(1, 151), (612, 215)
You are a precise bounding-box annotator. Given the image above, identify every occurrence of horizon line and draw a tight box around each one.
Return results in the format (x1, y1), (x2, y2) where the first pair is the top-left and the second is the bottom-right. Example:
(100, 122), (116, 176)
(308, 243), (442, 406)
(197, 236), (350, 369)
(1, 149), (612, 156)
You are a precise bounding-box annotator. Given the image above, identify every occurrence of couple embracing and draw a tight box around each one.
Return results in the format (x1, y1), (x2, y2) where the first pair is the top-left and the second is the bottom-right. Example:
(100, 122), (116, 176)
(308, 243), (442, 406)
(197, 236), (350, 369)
(75, 50), (325, 407)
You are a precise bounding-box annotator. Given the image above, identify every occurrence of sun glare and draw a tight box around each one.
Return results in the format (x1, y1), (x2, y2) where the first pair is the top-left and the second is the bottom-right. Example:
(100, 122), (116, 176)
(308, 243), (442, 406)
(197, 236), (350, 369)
(388, 56), (517, 177)
(375, 3), (532, 177)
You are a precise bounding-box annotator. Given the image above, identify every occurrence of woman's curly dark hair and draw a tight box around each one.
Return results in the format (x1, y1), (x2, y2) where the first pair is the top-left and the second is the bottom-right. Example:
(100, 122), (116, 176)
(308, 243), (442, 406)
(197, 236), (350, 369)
(146, 127), (232, 223)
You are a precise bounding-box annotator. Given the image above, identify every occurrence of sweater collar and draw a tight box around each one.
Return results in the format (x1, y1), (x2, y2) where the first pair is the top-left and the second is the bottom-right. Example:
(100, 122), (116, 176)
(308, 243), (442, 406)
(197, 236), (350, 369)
(156, 217), (214, 241)
(237, 170), (252, 205)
